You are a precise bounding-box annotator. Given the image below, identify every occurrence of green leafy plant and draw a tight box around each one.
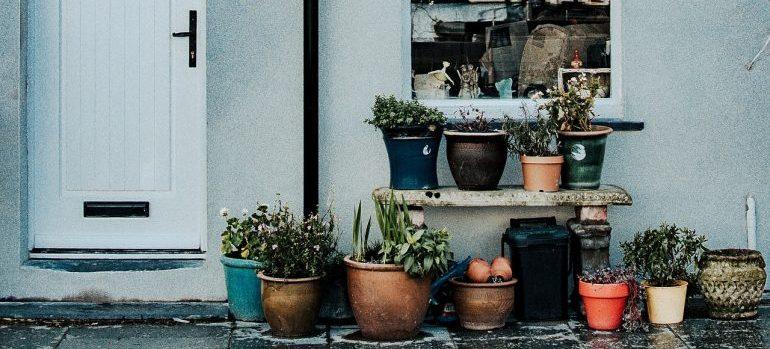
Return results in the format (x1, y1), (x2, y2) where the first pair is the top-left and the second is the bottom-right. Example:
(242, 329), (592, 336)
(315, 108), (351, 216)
(454, 107), (495, 132)
(220, 206), (266, 260)
(580, 267), (646, 332)
(538, 73), (602, 132)
(503, 104), (560, 157)
(366, 95), (446, 131)
(620, 223), (707, 287)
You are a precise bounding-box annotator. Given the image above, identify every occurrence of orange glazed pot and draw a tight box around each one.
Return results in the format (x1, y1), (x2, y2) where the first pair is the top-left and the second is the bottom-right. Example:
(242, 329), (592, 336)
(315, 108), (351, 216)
(344, 256), (431, 341)
(520, 155), (564, 192)
(578, 280), (629, 330)
(258, 272), (323, 338)
(450, 277), (517, 330)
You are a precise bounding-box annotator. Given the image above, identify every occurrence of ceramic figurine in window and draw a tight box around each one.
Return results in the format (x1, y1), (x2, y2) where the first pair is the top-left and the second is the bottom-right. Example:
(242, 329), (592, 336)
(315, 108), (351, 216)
(458, 64), (480, 99)
(413, 61), (454, 99)
(495, 78), (513, 99)
(570, 50), (583, 69)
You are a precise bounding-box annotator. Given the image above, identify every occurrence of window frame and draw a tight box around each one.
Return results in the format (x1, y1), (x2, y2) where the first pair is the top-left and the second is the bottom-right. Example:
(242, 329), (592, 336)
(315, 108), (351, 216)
(401, 0), (624, 119)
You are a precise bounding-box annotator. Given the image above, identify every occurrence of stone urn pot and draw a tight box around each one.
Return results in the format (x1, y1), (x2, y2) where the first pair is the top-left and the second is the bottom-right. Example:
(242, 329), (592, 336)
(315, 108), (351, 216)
(698, 249), (766, 319)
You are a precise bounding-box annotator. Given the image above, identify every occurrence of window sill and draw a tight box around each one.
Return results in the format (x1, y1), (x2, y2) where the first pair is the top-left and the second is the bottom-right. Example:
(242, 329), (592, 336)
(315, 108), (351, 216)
(446, 117), (644, 132)
(22, 259), (205, 272)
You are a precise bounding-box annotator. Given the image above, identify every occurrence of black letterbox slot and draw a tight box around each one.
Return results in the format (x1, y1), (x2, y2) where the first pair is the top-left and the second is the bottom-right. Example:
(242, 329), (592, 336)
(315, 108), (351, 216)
(83, 202), (150, 218)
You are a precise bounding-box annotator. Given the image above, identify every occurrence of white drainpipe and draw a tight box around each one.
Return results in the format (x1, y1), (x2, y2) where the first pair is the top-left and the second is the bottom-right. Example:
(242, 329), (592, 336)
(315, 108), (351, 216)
(747, 194), (757, 250)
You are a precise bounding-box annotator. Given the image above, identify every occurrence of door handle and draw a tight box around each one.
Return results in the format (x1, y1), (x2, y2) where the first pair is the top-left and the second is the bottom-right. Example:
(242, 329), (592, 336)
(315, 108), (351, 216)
(172, 10), (197, 67)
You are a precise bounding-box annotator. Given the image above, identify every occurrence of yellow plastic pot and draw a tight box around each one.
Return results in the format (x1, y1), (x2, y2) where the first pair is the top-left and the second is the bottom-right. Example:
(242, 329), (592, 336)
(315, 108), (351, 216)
(643, 280), (688, 324)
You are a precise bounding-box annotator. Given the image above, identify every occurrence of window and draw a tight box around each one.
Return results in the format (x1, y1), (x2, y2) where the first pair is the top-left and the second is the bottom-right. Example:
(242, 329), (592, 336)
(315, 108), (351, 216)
(408, 0), (621, 116)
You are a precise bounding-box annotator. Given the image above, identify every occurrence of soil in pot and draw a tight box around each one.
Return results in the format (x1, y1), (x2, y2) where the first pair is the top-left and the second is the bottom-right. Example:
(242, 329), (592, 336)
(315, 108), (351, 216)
(699, 249), (767, 320)
(450, 277), (517, 330)
(344, 256), (431, 341)
(444, 131), (508, 190)
(520, 155), (563, 192)
(643, 280), (688, 325)
(558, 126), (612, 190)
(220, 255), (264, 321)
(258, 272), (323, 338)
(578, 280), (629, 330)
(383, 127), (442, 190)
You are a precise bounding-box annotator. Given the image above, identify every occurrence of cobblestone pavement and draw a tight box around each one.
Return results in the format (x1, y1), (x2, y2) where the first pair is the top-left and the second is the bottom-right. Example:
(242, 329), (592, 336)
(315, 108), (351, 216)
(2, 306), (769, 348)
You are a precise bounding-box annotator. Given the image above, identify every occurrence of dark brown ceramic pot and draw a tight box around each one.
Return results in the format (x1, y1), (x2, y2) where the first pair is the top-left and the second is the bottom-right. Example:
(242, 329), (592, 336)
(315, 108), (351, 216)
(258, 272), (323, 338)
(450, 277), (517, 330)
(444, 130), (508, 190)
(344, 256), (431, 341)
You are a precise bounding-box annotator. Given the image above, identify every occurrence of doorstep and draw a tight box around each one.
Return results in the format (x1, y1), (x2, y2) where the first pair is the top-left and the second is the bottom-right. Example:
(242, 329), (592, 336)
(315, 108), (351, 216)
(0, 302), (228, 320)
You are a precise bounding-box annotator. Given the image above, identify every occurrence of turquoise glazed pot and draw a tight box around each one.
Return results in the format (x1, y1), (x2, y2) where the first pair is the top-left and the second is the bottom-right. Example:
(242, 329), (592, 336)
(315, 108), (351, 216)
(382, 127), (442, 190)
(220, 255), (264, 321)
(558, 126), (613, 190)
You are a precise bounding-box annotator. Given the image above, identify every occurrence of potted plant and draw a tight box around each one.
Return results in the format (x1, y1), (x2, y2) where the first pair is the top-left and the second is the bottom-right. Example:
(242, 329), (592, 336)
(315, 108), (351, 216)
(698, 249), (766, 319)
(503, 105), (563, 192)
(345, 194), (452, 341)
(444, 107), (508, 190)
(219, 207), (265, 321)
(538, 74), (611, 189)
(578, 268), (644, 331)
(450, 256), (517, 330)
(366, 95), (447, 190)
(620, 223), (707, 325)
(252, 201), (338, 337)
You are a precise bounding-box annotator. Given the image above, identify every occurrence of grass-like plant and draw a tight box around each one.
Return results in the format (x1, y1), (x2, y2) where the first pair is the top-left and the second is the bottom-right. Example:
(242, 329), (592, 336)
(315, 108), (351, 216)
(620, 223), (707, 287)
(503, 104), (560, 157)
(366, 95), (446, 131)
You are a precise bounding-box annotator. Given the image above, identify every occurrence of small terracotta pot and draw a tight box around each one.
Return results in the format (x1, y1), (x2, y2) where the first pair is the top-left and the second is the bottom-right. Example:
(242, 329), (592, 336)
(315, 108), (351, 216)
(450, 277), (517, 330)
(258, 272), (323, 338)
(578, 280), (629, 330)
(345, 256), (431, 341)
(520, 155), (563, 192)
(643, 280), (688, 324)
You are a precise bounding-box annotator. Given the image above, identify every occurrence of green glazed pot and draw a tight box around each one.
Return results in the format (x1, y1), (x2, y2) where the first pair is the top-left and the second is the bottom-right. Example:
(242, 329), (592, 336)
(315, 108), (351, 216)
(558, 126), (613, 190)
(221, 255), (264, 321)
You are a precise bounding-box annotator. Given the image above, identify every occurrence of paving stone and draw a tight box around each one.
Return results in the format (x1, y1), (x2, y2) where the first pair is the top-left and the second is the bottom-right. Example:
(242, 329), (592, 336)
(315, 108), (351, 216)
(0, 324), (66, 349)
(231, 322), (328, 349)
(668, 318), (769, 349)
(568, 318), (687, 349)
(56, 323), (230, 349)
(449, 321), (581, 349)
(328, 325), (455, 348)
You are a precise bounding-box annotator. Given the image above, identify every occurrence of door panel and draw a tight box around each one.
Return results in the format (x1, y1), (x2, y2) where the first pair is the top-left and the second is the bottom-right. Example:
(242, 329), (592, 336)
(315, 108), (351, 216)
(27, 0), (206, 251)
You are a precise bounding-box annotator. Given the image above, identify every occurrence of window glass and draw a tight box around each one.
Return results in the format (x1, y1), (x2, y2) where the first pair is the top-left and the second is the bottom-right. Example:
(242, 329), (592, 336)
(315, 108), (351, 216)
(411, 0), (611, 100)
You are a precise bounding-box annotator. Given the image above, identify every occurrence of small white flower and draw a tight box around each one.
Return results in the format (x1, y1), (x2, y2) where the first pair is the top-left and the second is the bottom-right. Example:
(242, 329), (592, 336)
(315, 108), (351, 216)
(241, 208), (249, 216)
(314, 245), (320, 251)
(271, 244), (278, 250)
(219, 208), (229, 217)
(569, 77), (578, 84)
(530, 91), (544, 100)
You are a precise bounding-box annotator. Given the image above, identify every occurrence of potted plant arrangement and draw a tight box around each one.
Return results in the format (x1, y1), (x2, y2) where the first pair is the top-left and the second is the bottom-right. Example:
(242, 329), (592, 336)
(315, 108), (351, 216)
(345, 194), (452, 340)
(621, 223), (707, 325)
(578, 268), (644, 331)
(366, 95), (447, 190)
(251, 201), (338, 337)
(538, 74), (611, 189)
(444, 107), (508, 190)
(503, 105), (563, 192)
(219, 207), (265, 321)
(450, 256), (517, 330)
(699, 249), (766, 319)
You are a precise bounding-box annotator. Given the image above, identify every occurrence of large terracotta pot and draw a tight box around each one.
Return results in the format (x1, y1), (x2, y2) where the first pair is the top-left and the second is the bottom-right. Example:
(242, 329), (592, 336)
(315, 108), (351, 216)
(699, 249), (766, 319)
(643, 280), (688, 324)
(578, 280), (629, 330)
(258, 272), (323, 338)
(444, 130), (508, 190)
(344, 256), (431, 341)
(450, 277), (517, 330)
(520, 155), (564, 192)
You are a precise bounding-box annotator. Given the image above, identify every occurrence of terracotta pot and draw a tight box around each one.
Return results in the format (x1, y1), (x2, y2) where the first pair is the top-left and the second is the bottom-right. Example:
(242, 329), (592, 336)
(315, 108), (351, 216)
(444, 130), (508, 190)
(520, 155), (563, 192)
(258, 272), (323, 338)
(344, 256), (431, 341)
(699, 249), (767, 319)
(578, 280), (629, 330)
(450, 277), (517, 330)
(643, 280), (688, 324)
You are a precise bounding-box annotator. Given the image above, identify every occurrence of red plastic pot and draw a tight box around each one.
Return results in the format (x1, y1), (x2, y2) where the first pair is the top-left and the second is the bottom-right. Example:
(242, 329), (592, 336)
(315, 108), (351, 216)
(578, 280), (629, 330)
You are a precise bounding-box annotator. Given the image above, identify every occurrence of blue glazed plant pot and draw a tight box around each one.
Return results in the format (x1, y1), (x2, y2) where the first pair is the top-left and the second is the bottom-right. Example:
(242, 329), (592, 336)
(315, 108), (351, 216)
(382, 127), (442, 190)
(220, 255), (264, 321)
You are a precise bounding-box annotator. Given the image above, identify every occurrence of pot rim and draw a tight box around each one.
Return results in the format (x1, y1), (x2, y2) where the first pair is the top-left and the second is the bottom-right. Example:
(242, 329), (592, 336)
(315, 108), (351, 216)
(702, 248), (764, 260)
(578, 279), (630, 298)
(558, 125), (613, 137)
(520, 154), (565, 164)
(220, 255), (263, 269)
(449, 277), (518, 288)
(641, 280), (688, 289)
(443, 130), (506, 137)
(343, 255), (405, 272)
(257, 271), (324, 283)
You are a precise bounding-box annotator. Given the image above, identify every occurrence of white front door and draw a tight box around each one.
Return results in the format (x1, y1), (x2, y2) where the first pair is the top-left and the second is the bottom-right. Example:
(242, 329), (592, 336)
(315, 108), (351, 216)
(27, 0), (207, 251)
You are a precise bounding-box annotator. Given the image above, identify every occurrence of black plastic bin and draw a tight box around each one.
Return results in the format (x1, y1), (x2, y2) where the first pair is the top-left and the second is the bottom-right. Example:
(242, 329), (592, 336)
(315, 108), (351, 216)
(502, 217), (570, 321)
